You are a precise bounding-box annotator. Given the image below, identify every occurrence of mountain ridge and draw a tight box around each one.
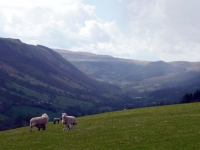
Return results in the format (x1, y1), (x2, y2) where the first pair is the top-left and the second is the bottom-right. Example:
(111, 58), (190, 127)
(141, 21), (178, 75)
(54, 48), (200, 92)
(0, 38), (119, 92)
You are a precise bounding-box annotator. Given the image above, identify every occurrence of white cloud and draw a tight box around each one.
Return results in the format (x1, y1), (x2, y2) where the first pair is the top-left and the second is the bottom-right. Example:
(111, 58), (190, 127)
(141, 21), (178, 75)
(0, 0), (200, 62)
(124, 0), (200, 61)
(78, 20), (110, 42)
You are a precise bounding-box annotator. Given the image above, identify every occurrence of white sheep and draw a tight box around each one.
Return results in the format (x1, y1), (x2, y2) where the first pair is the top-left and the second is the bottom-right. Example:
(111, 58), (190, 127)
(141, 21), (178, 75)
(30, 113), (49, 132)
(62, 113), (77, 130)
(53, 118), (62, 124)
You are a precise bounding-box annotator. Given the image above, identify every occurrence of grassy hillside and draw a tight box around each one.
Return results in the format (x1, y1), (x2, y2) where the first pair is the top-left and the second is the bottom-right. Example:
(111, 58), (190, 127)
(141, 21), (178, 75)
(1, 103), (200, 150)
(0, 38), (122, 130)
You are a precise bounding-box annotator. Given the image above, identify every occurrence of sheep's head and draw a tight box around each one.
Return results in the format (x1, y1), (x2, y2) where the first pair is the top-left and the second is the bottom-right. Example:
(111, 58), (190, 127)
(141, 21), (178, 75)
(42, 113), (49, 121)
(42, 113), (48, 117)
(62, 113), (67, 119)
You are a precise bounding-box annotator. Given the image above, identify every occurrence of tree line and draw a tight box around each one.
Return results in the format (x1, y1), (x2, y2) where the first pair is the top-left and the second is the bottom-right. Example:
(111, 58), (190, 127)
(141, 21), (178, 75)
(181, 89), (200, 103)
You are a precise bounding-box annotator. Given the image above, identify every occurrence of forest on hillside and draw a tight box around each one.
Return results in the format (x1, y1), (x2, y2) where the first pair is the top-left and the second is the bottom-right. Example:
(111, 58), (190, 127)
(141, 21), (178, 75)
(181, 90), (200, 103)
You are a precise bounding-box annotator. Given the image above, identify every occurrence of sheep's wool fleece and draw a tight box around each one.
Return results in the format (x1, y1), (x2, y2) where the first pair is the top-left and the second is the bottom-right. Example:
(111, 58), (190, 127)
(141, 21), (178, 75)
(67, 116), (77, 124)
(30, 113), (49, 126)
(62, 113), (77, 125)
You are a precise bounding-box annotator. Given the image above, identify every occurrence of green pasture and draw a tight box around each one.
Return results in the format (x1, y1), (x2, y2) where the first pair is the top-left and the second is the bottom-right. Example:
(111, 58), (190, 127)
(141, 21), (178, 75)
(1, 103), (200, 149)
(0, 114), (9, 120)
(5, 81), (95, 109)
(55, 96), (94, 108)
(11, 106), (60, 120)
(5, 81), (50, 100)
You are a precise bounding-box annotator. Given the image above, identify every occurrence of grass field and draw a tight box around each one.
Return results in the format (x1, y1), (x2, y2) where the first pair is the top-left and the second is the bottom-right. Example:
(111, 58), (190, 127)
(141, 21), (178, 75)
(1, 103), (200, 149)
(5, 81), (50, 100)
(11, 106), (60, 120)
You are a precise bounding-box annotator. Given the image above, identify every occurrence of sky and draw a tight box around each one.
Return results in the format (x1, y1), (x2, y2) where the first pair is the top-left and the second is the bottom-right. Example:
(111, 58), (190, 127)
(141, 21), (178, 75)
(0, 0), (200, 62)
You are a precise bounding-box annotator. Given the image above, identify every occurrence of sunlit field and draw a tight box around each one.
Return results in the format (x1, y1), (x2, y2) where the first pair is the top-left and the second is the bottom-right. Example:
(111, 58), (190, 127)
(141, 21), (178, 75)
(1, 103), (200, 150)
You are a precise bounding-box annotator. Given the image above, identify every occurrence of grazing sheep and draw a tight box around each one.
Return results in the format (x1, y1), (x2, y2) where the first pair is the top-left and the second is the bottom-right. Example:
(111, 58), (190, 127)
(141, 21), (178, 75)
(53, 118), (62, 124)
(30, 113), (49, 132)
(62, 113), (77, 130)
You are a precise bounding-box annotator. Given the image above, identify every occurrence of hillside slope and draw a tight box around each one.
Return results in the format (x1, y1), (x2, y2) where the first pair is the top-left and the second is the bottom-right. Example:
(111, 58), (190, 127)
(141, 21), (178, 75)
(54, 49), (200, 91)
(0, 38), (121, 130)
(1, 103), (200, 149)
(0, 38), (119, 92)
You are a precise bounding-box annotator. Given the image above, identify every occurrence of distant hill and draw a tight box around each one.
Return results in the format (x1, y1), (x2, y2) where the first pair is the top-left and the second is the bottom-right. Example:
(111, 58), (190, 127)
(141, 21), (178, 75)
(54, 49), (200, 108)
(54, 49), (200, 92)
(0, 38), (119, 92)
(54, 49), (149, 85)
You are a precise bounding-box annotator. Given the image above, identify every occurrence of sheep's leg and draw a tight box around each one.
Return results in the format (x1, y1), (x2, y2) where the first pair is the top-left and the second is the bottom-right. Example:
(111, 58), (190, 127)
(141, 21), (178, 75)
(63, 124), (71, 130)
(30, 126), (32, 132)
(43, 125), (46, 130)
(64, 125), (68, 130)
(35, 125), (40, 131)
(37, 125), (41, 131)
(38, 124), (46, 130)
(68, 124), (72, 130)
(63, 125), (66, 130)
(66, 124), (69, 130)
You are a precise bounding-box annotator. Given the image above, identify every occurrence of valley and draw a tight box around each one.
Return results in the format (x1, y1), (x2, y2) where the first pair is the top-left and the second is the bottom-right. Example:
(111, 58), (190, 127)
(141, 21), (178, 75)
(0, 38), (200, 130)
